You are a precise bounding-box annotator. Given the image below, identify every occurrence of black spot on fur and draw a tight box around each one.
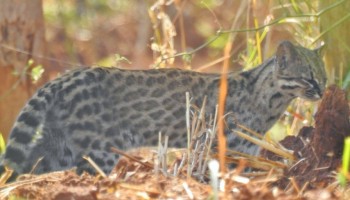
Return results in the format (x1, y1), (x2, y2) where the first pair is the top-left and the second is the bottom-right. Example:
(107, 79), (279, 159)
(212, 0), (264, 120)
(138, 88), (148, 96)
(171, 93), (183, 101)
(113, 139), (123, 148)
(76, 105), (93, 118)
(91, 140), (101, 150)
(113, 85), (126, 94)
(37, 89), (45, 97)
(69, 122), (94, 132)
(173, 120), (186, 129)
(228, 136), (241, 148)
(80, 136), (91, 148)
(123, 91), (140, 101)
(269, 92), (282, 108)
(132, 100), (159, 111)
(64, 83), (77, 95)
(72, 70), (82, 77)
(84, 71), (96, 84)
(135, 120), (150, 129)
(92, 102), (101, 114)
(191, 84), (200, 93)
(59, 159), (68, 167)
(96, 69), (107, 81)
(157, 76), (166, 84)
(126, 75), (136, 85)
(118, 107), (129, 117)
(92, 155), (105, 167)
(40, 158), (52, 172)
(172, 107), (185, 118)
(142, 131), (152, 138)
(169, 133), (179, 141)
(82, 89), (90, 100)
(166, 70), (180, 78)
(149, 110), (165, 120)
(44, 94), (52, 104)
(104, 142), (113, 152)
(64, 146), (73, 157)
(101, 113), (112, 122)
(107, 159), (115, 166)
(181, 77), (192, 85)
(72, 93), (83, 104)
(162, 98), (175, 110)
(129, 114), (141, 120)
(5, 147), (25, 165)
(10, 128), (32, 144)
(137, 75), (144, 84)
(146, 76), (156, 86)
(151, 89), (165, 98)
(113, 72), (123, 80)
(105, 127), (116, 137)
(119, 120), (131, 128)
(18, 112), (39, 127)
(168, 80), (180, 90)
(239, 81), (245, 90)
(90, 86), (100, 98)
(28, 99), (45, 111)
(68, 123), (80, 131)
(281, 85), (299, 90)
(84, 121), (96, 131)
(122, 132), (135, 143)
(173, 141), (181, 147)
(266, 115), (279, 123)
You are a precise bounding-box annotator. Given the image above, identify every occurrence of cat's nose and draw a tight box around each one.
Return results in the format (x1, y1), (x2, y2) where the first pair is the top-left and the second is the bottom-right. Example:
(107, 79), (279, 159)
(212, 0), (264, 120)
(318, 90), (323, 98)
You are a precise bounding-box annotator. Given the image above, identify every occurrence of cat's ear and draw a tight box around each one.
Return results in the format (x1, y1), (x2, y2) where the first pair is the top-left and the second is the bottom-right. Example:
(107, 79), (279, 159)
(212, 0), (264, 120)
(314, 42), (325, 56)
(276, 41), (297, 69)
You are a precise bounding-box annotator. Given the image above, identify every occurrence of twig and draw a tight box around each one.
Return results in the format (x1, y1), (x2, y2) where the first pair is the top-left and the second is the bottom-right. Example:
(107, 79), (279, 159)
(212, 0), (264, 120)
(29, 157), (44, 174)
(110, 147), (153, 169)
(82, 156), (107, 178)
(233, 130), (294, 160)
(0, 167), (13, 185)
(182, 182), (194, 200)
(186, 92), (191, 179)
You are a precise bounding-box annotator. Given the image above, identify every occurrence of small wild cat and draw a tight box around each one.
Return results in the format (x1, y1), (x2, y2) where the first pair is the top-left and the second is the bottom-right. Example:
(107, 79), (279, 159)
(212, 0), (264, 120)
(0, 41), (326, 177)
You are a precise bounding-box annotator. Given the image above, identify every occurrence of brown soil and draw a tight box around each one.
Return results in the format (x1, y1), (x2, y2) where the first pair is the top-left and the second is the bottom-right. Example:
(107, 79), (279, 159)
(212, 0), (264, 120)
(279, 86), (350, 188)
(266, 85), (350, 190)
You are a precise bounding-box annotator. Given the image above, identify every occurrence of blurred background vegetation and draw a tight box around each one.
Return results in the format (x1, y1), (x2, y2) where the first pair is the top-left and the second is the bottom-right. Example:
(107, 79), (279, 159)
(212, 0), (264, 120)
(0, 0), (349, 142)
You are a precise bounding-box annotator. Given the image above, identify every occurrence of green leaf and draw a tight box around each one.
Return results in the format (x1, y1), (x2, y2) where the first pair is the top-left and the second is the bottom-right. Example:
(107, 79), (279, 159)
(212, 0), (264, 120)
(342, 69), (350, 90)
(208, 34), (228, 50)
(338, 137), (350, 187)
(182, 53), (193, 64)
(31, 65), (44, 83)
(27, 59), (34, 66)
(338, 172), (347, 187)
(114, 54), (132, 65)
(0, 132), (6, 154)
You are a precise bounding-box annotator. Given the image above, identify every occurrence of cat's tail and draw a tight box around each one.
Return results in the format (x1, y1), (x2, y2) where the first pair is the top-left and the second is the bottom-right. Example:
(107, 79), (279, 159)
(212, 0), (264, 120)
(0, 68), (96, 181)
(0, 77), (59, 179)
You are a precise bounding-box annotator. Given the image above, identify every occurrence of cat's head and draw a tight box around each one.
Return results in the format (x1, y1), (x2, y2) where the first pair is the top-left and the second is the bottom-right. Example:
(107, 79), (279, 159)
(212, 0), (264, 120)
(274, 41), (327, 101)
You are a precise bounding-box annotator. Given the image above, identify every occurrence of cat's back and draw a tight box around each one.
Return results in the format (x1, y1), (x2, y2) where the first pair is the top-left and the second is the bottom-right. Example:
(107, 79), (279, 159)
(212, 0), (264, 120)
(34, 66), (217, 138)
